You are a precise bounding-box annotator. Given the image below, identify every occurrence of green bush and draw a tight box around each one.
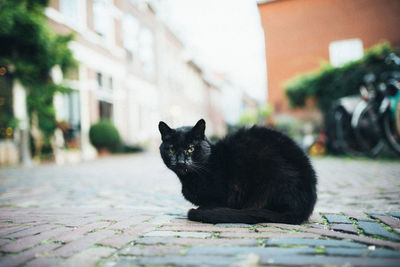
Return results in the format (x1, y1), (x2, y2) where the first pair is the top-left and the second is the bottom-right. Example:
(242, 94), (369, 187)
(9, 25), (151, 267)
(285, 42), (399, 115)
(238, 104), (273, 126)
(89, 120), (121, 152)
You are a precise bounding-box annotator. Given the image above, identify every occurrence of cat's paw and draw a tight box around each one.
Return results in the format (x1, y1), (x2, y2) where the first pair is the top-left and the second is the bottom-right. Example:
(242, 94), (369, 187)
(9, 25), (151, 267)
(187, 208), (200, 221)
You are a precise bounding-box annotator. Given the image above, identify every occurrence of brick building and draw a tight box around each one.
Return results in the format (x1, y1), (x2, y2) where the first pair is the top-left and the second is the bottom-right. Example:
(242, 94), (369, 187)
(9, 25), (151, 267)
(257, 0), (400, 113)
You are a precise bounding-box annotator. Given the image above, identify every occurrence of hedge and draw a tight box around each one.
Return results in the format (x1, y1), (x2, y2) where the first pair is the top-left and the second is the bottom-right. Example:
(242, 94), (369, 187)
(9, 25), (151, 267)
(284, 42), (399, 114)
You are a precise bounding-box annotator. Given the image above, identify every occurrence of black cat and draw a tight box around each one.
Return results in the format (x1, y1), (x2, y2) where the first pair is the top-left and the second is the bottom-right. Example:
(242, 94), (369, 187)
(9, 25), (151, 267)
(158, 119), (317, 224)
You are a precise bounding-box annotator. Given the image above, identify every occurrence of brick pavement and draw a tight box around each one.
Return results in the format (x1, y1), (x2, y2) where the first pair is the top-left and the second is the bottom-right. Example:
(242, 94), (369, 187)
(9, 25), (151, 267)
(0, 154), (399, 266)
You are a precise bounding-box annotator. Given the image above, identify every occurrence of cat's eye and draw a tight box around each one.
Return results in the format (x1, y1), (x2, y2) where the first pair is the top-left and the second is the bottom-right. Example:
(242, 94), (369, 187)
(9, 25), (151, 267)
(169, 147), (175, 153)
(187, 147), (194, 153)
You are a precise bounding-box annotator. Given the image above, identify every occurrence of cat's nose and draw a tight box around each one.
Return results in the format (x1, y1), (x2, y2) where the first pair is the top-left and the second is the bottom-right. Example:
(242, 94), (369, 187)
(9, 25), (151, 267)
(177, 155), (185, 165)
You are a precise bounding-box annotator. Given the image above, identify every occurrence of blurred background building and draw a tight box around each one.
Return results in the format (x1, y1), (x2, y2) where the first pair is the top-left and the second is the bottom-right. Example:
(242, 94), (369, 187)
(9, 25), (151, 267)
(258, 0), (400, 115)
(0, 0), (234, 165)
(57, 0), (226, 162)
(3, 0), (399, 166)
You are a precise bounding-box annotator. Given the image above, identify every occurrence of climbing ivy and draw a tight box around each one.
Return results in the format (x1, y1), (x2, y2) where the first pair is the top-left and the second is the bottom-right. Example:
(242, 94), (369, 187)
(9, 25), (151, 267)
(284, 42), (399, 115)
(0, 0), (76, 144)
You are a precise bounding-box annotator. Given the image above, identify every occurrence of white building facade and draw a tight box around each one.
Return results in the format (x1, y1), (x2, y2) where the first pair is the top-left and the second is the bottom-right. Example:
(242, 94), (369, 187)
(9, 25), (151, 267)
(43, 0), (225, 161)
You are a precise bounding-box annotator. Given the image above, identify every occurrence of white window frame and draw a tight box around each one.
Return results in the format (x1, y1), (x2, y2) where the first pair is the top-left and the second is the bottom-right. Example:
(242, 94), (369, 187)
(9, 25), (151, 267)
(329, 39), (364, 67)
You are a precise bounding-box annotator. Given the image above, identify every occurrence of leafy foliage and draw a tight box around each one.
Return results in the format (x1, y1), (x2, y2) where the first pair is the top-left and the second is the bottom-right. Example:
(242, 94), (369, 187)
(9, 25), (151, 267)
(285, 42), (399, 114)
(0, 0), (76, 142)
(89, 120), (121, 152)
(239, 104), (273, 126)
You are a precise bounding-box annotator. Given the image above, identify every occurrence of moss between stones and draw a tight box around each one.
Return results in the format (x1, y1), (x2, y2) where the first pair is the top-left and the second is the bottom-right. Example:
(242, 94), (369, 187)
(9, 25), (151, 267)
(92, 243), (114, 249)
(211, 233), (220, 238)
(315, 246), (325, 254)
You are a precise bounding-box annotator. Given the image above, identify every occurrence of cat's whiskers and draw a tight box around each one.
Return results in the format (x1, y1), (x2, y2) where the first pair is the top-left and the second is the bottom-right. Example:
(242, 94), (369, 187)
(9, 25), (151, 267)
(188, 162), (210, 176)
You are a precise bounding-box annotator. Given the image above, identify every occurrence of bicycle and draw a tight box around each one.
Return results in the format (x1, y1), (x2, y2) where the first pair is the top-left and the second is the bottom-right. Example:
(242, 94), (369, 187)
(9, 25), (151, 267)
(379, 53), (400, 155)
(351, 53), (400, 156)
(333, 95), (365, 156)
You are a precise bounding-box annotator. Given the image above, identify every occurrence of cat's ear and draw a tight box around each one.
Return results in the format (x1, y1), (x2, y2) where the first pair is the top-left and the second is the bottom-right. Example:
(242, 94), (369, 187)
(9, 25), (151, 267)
(191, 119), (206, 139)
(159, 121), (174, 140)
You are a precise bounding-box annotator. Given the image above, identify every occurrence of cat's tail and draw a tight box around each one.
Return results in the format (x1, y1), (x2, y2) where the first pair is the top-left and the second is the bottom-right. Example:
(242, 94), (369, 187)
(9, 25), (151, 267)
(188, 207), (308, 224)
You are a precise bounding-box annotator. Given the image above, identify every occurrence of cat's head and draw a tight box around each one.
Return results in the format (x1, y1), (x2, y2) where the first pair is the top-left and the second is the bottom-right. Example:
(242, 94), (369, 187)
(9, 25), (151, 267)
(158, 119), (211, 176)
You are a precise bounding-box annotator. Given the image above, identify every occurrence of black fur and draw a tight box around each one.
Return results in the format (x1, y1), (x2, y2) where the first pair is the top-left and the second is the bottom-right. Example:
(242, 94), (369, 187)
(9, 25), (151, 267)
(158, 119), (317, 224)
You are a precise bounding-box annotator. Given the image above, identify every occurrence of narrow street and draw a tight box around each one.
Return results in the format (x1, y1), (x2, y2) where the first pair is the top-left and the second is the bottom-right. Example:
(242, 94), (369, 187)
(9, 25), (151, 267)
(0, 154), (399, 266)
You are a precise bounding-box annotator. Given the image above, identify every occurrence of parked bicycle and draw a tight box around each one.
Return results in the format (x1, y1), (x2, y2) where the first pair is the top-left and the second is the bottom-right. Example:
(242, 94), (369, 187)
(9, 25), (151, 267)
(333, 52), (400, 157)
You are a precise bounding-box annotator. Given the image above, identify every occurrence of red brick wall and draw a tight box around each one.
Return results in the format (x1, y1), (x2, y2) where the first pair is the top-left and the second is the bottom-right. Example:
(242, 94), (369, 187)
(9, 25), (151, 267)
(258, 0), (400, 113)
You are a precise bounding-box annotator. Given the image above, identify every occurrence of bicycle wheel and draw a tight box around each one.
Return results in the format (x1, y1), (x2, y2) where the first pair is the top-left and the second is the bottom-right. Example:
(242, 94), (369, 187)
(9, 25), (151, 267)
(334, 106), (362, 156)
(352, 102), (385, 157)
(382, 97), (400, 155)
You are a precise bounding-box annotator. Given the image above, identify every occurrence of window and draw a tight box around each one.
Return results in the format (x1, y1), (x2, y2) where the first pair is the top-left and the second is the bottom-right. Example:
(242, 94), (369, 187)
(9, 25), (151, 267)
(93, 0), (108, 36)
(107, 77), (113, 90)
(123, 15), (140, 61)
(138, 27), (154, 75)
(329, 39), (363, 67)
(96, 72), (114, 91)
(60, 0), (79, 24)
(99, 101), (113, 120)
(97, 73), (103, 88)
(61, 91), (81, 129)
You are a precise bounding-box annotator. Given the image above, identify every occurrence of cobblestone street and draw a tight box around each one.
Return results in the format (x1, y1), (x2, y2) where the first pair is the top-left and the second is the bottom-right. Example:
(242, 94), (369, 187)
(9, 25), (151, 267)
(0, 153), (399, 266)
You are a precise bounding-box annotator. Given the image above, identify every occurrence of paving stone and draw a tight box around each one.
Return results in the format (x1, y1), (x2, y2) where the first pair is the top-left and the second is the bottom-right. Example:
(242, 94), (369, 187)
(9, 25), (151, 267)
(119, 245), (184, 256)
(0, 226), (70, 252)
(163, 218), (213, 227)
(346, 212), (375, 222)
(370, 214), (400, 228)
(108, 215), (151, 230)
(259, 255), (400, 266)
(270, 224), (400, 249)
(0, 238), (10, 246)
(323, 214), (351, 224)
(144, 230), (211, 238)
(324, 247), (369, 256)
(186, 246), (316, 256)
(115, 255), (239, 266)
(253, 227), (289, 232)
(62, 247), (115, 267)
(388, 212), (400, 219)
(146, 215), (175, 225)
(302, 223), (325, 229)
(329, 223), (359, 234)
(219, 232), (319, 239)
(24, 257), (62, 267)
(0, 243), (60, 267)
(97, 223), (155, 248)
(52, 221), (110, 242)
(98, 214), (130, 222)
(308, 213), (324, 223)
(265, 238), (365, 248)
(214, 223), (253, 228)
(4, 224), (54, 238)
(369, 249), (400, 258)
(52, 229), (115, 257)
(0, 225), (30, 236)
(58, 217), (101, 227)
(135, 237), (259, 246)
(159, 225), (253, 233)
(357, 221), (400, 241)
(259, 223), (299, 230)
